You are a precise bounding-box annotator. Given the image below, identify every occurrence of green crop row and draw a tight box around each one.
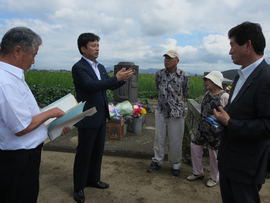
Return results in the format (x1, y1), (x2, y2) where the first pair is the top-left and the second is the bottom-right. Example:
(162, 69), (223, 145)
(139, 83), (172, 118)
(25, 71), (204, 105)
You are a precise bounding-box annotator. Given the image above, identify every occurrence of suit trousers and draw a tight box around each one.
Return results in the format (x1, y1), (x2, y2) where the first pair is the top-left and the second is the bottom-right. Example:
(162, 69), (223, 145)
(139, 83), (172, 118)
(152, 110), (184, 169)
(190, 142), (219, 182)
(0, 143), (43, 203)
(220, 173), (262, 203)
(73, 119), (106, 191)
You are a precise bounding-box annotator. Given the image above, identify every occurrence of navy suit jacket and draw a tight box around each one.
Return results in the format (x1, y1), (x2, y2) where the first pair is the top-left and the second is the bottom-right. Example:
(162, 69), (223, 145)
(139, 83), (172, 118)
(72, 57), (125, 129)
(218, 59), (270, 184)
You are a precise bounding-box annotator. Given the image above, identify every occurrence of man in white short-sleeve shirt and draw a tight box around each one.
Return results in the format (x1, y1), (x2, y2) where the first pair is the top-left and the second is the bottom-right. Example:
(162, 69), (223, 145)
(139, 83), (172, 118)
(0, 62), (48, 150)
(0, 27), (69, 203)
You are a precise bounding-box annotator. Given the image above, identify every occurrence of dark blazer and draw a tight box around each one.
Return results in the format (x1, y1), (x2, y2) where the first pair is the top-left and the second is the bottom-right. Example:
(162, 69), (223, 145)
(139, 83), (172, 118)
(72, 57), (125, 128)
(218, 59), (270, 184)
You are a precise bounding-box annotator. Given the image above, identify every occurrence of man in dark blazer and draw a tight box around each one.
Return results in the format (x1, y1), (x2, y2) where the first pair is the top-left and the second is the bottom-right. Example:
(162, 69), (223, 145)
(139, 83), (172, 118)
(72, 33), (133, 203)
(214, 21), (270, 203)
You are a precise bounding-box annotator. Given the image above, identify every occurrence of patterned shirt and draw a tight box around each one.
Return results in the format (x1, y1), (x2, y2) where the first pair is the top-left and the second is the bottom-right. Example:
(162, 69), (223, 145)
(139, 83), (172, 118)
(156, 68), (189, 118)
(192, 91), (229, 150)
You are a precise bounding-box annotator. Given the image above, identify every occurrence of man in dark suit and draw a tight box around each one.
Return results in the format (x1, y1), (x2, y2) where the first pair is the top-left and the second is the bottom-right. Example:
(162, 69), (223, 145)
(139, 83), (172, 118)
(214, 21), (270, 203)
(72, 33), (133, 203)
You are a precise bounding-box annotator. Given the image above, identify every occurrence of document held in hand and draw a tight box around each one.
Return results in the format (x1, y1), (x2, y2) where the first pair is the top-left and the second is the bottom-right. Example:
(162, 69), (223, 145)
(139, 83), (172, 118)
(41, 93), (97, 140)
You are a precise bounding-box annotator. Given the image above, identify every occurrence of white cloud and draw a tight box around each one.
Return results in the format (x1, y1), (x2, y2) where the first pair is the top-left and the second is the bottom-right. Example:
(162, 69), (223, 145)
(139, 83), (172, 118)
(0, 0), (270, 74)
(202, 35), (229, 56)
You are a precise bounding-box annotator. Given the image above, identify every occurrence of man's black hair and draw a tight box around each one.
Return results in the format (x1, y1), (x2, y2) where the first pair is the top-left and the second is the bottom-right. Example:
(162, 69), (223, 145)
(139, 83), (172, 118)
(228, 21), (265, 55)
(77, 33), (100, 55)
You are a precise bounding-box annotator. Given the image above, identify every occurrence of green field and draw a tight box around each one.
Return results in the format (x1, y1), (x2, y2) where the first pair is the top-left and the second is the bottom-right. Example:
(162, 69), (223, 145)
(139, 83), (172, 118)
(25, 71), (204, 105)
(25, 71), (74, 88)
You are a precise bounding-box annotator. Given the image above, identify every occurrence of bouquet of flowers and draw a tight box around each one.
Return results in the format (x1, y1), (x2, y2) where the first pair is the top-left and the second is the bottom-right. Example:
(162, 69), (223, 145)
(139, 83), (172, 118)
(132, 103), (147, 118)
(226, 85), (232, 94)
(109, 100), (133, 120)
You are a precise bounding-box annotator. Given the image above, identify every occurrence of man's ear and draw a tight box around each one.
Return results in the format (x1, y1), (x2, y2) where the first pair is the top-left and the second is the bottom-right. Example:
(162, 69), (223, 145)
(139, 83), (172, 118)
(246, 40), (252, 49)
(13, 46), (23, 58)
(80, 46), (86, 55)
(245, 40), (254, 54)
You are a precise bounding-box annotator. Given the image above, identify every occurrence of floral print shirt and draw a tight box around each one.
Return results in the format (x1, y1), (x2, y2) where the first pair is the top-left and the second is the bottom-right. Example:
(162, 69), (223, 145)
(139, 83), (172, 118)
(156, 68), (189, 118)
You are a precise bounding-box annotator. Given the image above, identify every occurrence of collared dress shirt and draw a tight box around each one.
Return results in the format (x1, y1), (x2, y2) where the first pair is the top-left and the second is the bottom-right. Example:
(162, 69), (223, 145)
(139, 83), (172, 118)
(231, 57), (264, 102)
(0, 62), (47, 150)
(82, 56), (101, 80)
(156, 68), (189, 118)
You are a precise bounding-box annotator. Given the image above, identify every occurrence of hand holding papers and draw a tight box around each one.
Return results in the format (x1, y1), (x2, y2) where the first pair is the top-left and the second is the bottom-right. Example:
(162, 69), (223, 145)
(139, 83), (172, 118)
(41, 94), (97, 140)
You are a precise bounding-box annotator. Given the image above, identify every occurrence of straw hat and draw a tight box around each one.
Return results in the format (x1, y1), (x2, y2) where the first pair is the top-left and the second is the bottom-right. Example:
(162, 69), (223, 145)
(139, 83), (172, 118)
(204, 71), (223, 89)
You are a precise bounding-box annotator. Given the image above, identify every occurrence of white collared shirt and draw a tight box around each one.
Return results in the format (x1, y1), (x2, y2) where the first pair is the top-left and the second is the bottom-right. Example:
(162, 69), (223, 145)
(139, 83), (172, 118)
(230, 58), (264, 103)
(83, 56), (101, 80)
(0, 62), (47, 150)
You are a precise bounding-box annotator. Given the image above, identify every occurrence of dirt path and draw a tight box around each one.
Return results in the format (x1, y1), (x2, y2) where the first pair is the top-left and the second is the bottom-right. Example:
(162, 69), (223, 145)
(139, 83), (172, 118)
(38, 151), (270, 203)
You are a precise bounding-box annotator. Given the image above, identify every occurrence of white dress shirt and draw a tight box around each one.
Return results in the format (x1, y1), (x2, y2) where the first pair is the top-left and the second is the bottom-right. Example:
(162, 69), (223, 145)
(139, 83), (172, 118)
(83, 56), (101, 80)
(230, 57), (264, 103)
(0, 62), (47, 150)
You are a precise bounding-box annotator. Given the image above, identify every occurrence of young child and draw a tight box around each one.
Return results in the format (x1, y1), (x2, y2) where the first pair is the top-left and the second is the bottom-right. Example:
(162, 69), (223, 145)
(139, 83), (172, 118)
(187, 71), (229, 187)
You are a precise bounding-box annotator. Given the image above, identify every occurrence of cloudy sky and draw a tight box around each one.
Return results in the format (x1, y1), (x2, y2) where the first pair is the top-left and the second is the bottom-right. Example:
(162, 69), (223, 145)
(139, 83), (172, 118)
(1, 0), (270, 75)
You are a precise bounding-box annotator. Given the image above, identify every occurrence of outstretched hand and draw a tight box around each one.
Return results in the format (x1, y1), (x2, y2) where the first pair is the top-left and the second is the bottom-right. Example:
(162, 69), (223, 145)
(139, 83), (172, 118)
(115, 67), (134, 81)
(213, 106), (230, 127)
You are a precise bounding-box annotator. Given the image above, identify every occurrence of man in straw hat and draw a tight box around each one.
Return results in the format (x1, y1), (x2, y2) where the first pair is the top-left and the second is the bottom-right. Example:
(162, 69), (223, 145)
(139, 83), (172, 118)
(147, 50), (189, 176)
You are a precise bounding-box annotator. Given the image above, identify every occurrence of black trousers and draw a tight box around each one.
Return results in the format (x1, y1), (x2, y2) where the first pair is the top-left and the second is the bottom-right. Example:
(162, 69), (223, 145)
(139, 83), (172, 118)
(73, 119), (106, 191)
(0, 143), (43, 203)
(220, 173), (262, 203)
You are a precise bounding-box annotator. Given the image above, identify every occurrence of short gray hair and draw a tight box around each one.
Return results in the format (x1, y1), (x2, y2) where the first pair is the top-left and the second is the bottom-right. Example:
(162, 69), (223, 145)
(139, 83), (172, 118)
(0, 26), (42, 55)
